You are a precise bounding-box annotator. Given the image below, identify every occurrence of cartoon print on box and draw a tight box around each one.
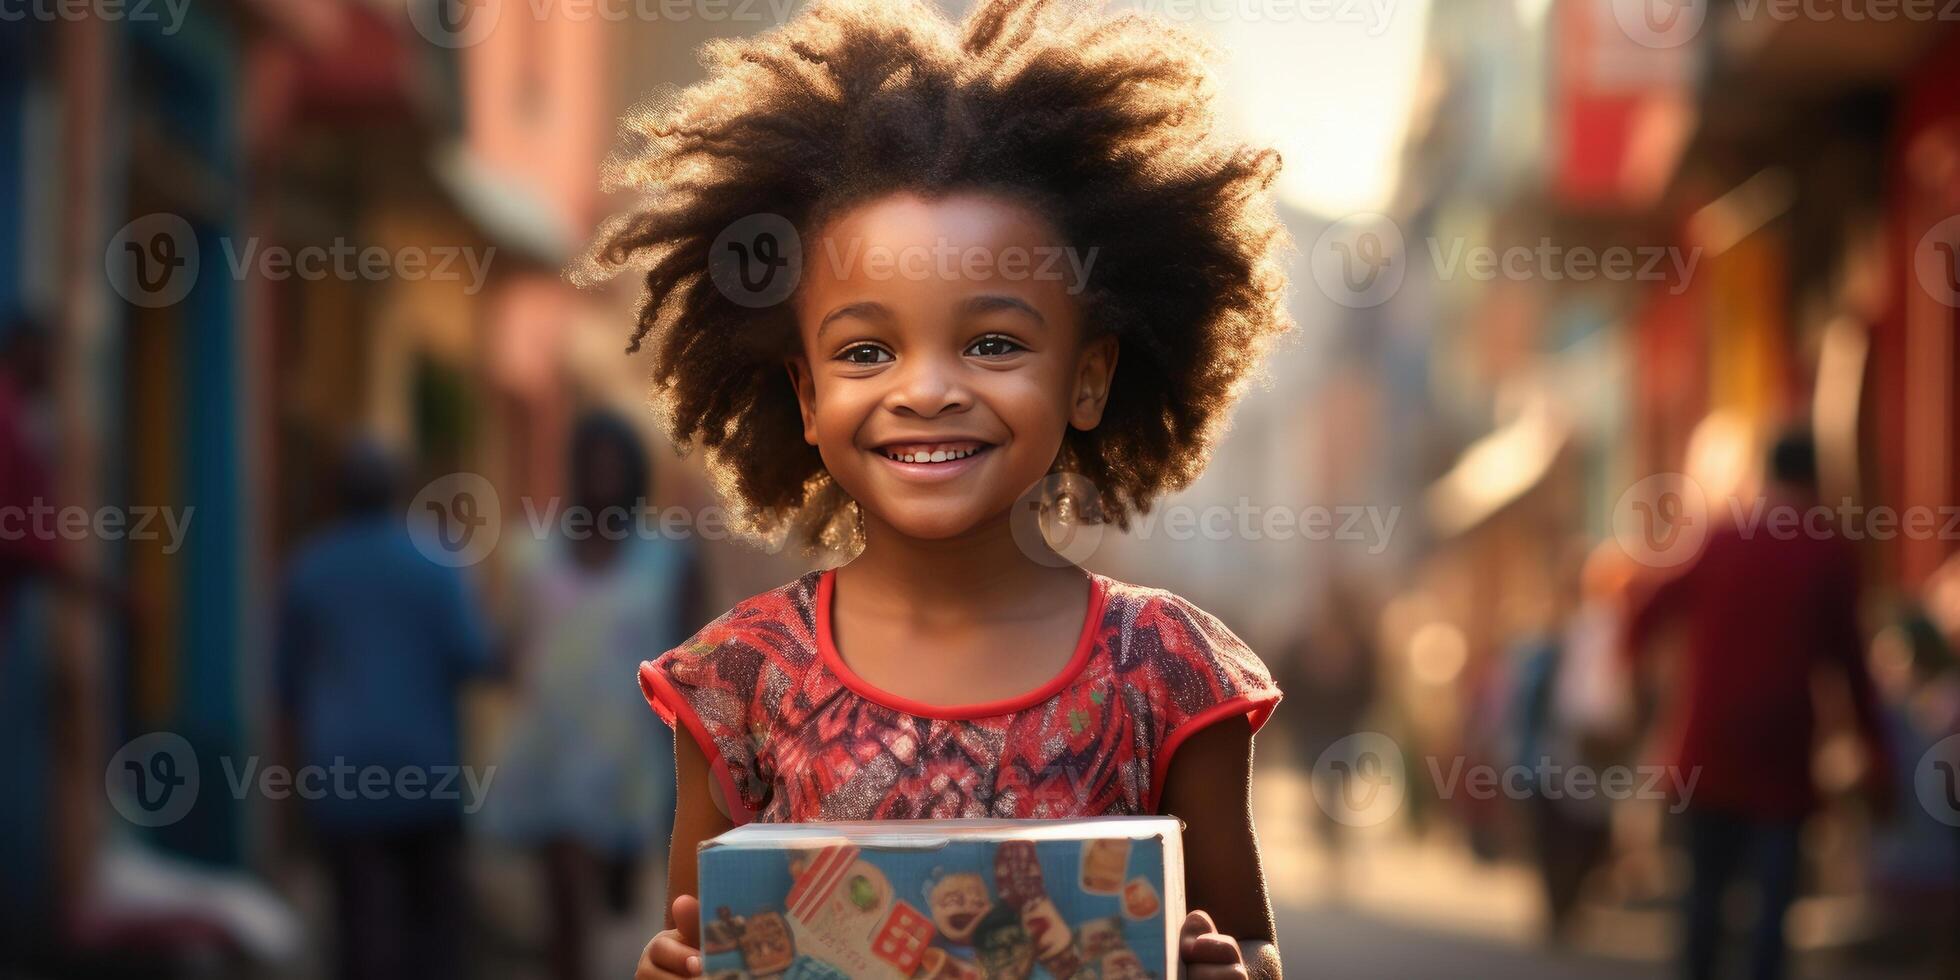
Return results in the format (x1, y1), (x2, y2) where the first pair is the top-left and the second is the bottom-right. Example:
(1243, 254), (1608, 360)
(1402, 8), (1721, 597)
(704, 907), (745, 955)
(1080, 838), (1129, 894)
(973, 903), (1036, 980)
(781, 954), (851, 980)
(926, 871), (994, 945)
(695, 819), (1176, 980)
(869, 900), (935, 975)
(701, 907), (748, 976)
(1035, 942), (1093, 980)
(1101, 949), (1152, 980)
(737, 912), (795, 975)
(782, 846), (901, 976)
(787, 846), (892, 931)
(994, 841), (1046, 910)
(1076, 916), (1126, 960)
(1019, 896), (1072, 960)
(1121, 877), (1160, 920)
(917, 946), (983, 980)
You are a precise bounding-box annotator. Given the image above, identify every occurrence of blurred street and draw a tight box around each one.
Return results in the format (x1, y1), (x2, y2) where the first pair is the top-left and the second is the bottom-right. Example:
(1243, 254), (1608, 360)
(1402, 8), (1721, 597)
(1255, 770), (1918, 980)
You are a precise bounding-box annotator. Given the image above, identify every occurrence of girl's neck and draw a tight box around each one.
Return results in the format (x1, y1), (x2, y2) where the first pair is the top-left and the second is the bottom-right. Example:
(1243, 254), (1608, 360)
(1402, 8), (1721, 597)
(839, 509), (1084, 623)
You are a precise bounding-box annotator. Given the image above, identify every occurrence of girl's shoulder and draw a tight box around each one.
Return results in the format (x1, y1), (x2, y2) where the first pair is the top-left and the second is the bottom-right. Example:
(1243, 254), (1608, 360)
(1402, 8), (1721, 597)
(1088, 575), (1282, 811)
(636, 571), (828, 822)
(1093, 574), (1280, 699)
(639, 569), (825, 691)
(681, 568), (823, 647)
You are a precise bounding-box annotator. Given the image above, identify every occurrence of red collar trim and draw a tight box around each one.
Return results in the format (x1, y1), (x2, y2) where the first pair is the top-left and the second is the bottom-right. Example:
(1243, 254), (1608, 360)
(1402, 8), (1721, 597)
(813, 567), (1107, 721)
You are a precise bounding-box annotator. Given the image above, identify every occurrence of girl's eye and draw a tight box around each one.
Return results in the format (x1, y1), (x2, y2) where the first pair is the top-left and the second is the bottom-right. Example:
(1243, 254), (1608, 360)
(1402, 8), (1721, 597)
(965, 335), (1025, 358)
(838, 344), (893, 365)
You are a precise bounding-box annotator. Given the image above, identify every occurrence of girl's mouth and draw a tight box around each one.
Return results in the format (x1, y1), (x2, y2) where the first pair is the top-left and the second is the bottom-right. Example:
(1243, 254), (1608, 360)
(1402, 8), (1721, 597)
(871, 440), (994, 481)
(876, 441), (989, 463)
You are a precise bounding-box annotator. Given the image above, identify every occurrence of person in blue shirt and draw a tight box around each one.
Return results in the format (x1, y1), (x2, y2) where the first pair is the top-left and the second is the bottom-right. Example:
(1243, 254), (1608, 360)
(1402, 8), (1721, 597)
(274, 441), (493, 980)
(486, 411), (703, 980)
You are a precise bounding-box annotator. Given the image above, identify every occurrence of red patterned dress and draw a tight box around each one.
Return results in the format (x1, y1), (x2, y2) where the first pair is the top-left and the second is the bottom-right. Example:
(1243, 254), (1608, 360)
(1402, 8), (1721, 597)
(639, 569), (1281, 824)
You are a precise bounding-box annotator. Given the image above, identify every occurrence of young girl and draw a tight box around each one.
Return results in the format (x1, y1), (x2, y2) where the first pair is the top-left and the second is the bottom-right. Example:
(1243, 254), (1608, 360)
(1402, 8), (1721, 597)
(584, 1), (1294, 976)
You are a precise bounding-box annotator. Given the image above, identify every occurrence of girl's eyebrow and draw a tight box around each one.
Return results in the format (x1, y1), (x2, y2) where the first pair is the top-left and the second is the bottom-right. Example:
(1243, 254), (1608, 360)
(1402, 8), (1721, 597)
(957, 294), (1045, 326)
(817, 295), (1043, 342)
(816, 301), (893, 341)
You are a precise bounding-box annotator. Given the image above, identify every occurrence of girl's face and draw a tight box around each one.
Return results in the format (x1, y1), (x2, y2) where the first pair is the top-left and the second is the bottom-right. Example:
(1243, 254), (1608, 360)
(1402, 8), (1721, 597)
(789, 191), (1116, 541)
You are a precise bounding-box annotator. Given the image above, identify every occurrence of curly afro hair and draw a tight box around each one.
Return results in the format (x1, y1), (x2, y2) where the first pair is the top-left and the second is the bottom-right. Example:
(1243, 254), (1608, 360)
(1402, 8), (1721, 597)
(578, 0), (1293, 549)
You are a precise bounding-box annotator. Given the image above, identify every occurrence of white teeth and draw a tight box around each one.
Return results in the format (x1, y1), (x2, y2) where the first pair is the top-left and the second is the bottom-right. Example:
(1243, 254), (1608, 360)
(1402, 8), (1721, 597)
(883, 447), (981, 463)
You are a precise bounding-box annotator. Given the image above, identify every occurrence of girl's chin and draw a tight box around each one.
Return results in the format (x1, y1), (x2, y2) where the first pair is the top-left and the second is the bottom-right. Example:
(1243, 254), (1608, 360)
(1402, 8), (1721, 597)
(858, 501), (1016, 542)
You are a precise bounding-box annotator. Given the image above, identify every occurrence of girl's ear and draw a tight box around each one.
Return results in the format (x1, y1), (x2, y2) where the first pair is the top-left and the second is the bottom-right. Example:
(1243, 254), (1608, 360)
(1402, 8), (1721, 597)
(786, 357), (819, 445)
(1069, 333), (1119, 432)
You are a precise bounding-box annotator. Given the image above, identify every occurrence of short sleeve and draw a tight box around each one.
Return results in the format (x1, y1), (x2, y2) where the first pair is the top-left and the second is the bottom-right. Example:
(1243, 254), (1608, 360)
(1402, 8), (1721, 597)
(639, 634), (769, 824)
(1132, 592), (1283, 810)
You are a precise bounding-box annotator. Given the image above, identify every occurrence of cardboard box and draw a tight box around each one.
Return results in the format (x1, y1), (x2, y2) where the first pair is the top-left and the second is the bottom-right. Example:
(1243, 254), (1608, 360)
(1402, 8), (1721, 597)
(696, 817), (1184, 979)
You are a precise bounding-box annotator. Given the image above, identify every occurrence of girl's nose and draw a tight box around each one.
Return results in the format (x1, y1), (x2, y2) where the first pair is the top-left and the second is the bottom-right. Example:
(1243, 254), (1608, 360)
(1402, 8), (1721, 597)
(884, 353), (971, 418)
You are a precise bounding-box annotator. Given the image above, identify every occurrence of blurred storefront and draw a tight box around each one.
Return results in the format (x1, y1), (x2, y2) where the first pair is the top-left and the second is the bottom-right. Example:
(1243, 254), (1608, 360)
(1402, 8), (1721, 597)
(3, 0), (623, 968)
(1343, 0), (1960, 960)
(3, 4), (271, 962)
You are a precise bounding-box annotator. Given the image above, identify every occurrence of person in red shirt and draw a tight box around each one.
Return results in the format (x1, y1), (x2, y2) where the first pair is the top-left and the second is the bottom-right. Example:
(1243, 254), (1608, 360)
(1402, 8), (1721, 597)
(1629, 431), (1891, 980)
(0, 319), (60, 618)
(0, 316), (126, 630)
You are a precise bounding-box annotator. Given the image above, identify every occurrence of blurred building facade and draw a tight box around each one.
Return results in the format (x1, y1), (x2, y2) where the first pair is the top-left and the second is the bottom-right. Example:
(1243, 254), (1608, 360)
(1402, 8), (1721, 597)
(1, 0), (624, 958)
(1341, 0), (1960, 957)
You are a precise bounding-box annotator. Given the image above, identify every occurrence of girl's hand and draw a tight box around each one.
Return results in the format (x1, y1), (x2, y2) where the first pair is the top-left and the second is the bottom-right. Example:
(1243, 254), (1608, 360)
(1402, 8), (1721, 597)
(1179, 909), (1250, 980)
(636, 894), (703, 979)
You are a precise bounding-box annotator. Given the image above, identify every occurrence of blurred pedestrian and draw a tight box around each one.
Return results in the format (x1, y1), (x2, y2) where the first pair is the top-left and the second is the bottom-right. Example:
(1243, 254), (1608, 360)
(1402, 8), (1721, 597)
(1507, 540), (1634, 942)
(0, 317), (56, 627)
(273, 441), (493, 980)
(1628, 430), (1892, 980)
(1865, 604), (1960, 970)
(486, 411), (701, 980)
(0, 315), (127, 632)
(1278, 572), (1379, 883)
(1, 313), (137, 969)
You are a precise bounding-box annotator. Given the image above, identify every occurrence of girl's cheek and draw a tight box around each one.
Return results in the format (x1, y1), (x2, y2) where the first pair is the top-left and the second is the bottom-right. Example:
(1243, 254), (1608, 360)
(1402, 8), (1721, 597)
(1013, 394), (1081, 451)
(812, 382), (877, 435)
